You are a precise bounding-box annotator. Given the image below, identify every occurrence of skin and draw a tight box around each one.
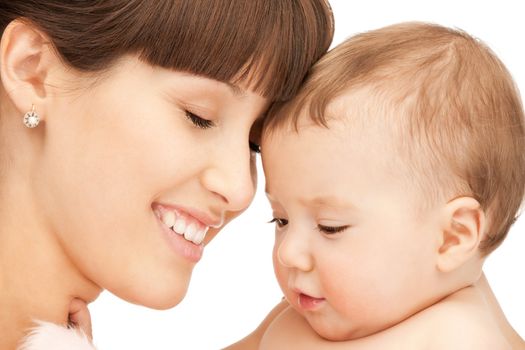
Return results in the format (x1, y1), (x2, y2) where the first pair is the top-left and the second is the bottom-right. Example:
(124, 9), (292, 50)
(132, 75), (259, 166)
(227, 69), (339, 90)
(249, 93), (521, 348)
(225, 275), (525, 349)
(68, 298), (93, 339)
(226, 299), (290, 350)
(259, 277), (523, 349)
(31, 31), (523, 350)
(262, 118), (446, 340)
(0, 21), (267, 349)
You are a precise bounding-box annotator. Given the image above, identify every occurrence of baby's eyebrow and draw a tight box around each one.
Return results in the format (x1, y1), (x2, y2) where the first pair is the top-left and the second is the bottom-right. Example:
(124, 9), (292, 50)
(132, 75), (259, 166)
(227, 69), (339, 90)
(265, 191), (355, 211)
(301, 195), (356, 210)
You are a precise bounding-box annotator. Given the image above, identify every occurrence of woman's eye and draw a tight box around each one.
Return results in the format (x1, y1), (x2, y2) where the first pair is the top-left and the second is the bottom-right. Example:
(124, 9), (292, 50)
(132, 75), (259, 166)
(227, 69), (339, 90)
(269, 218), (288, 228)
(185, 111), (215, 129)
(249, 141), (261, 154)
(317, 225), (349, 235)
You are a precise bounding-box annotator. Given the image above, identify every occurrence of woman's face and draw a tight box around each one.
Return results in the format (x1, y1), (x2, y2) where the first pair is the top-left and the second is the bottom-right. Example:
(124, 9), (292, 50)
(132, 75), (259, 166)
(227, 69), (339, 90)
(35, 56), (268, 308)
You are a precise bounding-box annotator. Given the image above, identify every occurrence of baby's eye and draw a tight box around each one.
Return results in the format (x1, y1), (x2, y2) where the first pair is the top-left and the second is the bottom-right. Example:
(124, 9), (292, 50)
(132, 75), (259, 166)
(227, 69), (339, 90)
(249, 141), (261, 154)
(185, 110), (215, 129)
(317, 225), (349, 235)
(269, 218), (288, 228)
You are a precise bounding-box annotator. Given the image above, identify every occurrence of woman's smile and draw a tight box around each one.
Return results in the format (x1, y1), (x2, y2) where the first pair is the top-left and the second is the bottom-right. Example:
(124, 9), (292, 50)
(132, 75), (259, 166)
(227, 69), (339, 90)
(153, 203), (223, 262)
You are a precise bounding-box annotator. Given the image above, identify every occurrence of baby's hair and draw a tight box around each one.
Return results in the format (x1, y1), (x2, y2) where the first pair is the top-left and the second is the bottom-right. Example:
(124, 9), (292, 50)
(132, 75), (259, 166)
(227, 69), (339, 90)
(265, 22), (525, 254)
(0, 0), (334, 102)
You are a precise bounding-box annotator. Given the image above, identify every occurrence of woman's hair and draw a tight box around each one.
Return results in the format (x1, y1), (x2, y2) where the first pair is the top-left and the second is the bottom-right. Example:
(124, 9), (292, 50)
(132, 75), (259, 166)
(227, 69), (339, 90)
(0, 0), (334, 101)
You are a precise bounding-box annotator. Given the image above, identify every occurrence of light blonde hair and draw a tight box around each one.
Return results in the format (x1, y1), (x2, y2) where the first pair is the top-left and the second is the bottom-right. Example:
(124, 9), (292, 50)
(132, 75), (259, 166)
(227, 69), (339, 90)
(265, 22), (525, 254)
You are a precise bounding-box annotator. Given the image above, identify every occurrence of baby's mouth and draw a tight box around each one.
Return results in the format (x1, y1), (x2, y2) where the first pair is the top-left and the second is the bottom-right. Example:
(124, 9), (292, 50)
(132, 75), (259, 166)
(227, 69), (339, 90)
(298, 293), (326, 310)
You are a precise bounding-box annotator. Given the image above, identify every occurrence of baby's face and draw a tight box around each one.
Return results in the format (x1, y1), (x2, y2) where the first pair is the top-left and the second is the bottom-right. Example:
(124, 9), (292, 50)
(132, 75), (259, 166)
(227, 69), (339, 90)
(262, 112), (443, 340)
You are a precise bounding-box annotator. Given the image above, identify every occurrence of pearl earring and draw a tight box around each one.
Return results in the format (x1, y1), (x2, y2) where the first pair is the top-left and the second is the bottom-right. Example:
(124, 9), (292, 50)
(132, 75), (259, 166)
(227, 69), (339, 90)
(23, 105), (40, 128)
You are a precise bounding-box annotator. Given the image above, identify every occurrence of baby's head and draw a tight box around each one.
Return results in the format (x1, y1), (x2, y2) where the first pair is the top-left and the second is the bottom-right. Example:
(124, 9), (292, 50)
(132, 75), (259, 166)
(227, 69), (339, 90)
(261, 22), (525, 341)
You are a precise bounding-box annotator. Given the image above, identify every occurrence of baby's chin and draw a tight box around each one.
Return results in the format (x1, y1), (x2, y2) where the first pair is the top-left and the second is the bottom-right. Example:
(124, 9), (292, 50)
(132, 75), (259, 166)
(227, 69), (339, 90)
(312, 324), (359, 342)
(306, 315), (381, 342)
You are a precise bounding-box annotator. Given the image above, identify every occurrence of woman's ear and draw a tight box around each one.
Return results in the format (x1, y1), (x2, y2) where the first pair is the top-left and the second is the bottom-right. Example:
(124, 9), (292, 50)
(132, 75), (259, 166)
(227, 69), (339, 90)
(0, 19), (55, 119)
(437, 196), (486, 272)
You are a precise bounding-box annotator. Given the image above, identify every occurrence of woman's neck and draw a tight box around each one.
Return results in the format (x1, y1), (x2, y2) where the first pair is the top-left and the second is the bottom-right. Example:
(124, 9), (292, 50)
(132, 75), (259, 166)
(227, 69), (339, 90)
(0, 180), (101, 350)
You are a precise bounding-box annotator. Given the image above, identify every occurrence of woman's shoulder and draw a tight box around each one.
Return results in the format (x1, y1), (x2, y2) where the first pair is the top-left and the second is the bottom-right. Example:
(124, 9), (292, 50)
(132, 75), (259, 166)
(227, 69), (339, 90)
(18, 321), (96, 350)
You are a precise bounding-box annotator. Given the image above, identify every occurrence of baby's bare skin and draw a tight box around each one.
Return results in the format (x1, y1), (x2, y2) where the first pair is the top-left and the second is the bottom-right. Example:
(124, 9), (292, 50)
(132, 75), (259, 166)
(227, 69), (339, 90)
(225, 274), (523, 350)
(69, 275), (520, 349)
(256, 275), (523, 350)
(477, 275), (524, 349)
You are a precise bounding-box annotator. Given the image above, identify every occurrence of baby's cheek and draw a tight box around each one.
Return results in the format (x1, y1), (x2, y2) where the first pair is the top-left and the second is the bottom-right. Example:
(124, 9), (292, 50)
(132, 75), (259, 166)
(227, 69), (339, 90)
(272, 246), (291, 296)
(321, 268), (400, 336)
(320, 266), (374, 318)
(272, 248), (284, 280)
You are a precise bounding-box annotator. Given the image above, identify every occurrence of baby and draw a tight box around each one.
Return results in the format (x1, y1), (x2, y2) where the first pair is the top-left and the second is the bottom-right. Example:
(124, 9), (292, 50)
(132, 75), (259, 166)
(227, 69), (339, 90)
(251, 22), (525, 349)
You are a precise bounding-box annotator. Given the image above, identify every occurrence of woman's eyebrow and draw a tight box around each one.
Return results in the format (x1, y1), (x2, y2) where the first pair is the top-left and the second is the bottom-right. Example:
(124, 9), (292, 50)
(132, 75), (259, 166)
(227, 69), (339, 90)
(176, 72), (246, 97)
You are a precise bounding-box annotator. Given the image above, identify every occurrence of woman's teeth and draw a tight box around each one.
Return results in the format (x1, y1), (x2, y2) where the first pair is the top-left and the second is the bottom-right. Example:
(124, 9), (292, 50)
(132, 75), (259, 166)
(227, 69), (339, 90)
(159, 210), (209, 245)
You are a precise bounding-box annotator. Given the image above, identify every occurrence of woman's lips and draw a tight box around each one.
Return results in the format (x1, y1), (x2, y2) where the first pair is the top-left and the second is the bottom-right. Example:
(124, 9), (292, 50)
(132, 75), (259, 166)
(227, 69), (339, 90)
(155, 212), (204, 263)
(152, 202), (222, 263)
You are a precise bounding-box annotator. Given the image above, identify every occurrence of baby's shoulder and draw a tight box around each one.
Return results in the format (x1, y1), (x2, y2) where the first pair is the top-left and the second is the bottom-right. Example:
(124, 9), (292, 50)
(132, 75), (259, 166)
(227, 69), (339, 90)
(413, 288), (511, 349)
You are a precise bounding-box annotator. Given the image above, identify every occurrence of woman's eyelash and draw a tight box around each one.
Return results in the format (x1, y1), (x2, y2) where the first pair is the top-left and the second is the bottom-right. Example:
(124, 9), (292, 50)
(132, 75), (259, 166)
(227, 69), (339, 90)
(317, 225), (349, 234)
(185, 110), (214, 129)
(249, 141), (261, 154)
(184, 110), (259, 153)
(268, 218), (288, 227)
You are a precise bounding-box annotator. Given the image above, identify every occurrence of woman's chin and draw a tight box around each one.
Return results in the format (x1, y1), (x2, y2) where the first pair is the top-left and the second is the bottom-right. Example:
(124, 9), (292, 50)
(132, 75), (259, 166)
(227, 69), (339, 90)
(142, 293), (187, 310)
(110, 279), (190, 310)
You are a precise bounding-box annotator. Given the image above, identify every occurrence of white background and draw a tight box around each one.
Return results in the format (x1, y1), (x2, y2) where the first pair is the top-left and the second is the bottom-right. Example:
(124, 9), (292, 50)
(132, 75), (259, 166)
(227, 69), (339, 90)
(91, 1), (525, 348)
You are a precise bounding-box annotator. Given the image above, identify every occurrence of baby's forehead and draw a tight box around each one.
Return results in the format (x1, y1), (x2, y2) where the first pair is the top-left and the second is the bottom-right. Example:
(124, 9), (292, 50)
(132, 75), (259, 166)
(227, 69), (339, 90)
(261, 113), (395, 168)
(275, 89), (398, 136)
(261, 91), (424, 178)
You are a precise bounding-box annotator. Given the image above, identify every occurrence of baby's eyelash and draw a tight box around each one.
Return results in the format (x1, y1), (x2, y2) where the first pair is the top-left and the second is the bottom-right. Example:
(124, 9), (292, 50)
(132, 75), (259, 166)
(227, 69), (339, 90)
(268, 219), (348, 234)
(185, 110), (215, 129)
(268, 218), (288, 227)
(249, 141), (261, 154)
(317, 225), (349, 234)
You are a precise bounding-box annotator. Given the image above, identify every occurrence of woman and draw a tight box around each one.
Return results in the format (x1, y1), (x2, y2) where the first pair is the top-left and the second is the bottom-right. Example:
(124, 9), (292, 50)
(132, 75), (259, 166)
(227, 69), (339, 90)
(0, 1), (334, 349)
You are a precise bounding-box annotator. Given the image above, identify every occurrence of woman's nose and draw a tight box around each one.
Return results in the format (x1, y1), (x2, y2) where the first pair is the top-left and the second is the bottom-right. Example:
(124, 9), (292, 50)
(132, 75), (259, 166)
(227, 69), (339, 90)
(200, 142), (256, 213)
(277, 227), (313, 272)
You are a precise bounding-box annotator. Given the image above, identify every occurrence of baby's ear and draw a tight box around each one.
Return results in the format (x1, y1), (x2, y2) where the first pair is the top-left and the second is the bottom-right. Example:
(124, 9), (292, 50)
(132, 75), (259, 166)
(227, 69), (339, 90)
(436, 197), (486, 272)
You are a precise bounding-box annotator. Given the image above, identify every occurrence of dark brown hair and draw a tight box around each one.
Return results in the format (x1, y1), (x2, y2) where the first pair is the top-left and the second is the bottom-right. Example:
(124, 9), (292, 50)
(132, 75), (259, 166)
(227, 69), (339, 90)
(0, 0), (334, 101)
(265, 22), (525, 255)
